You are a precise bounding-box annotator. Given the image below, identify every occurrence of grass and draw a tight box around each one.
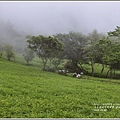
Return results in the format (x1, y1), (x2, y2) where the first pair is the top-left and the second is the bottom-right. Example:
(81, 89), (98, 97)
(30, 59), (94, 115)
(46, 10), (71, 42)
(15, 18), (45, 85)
(0, 58), (120, 118)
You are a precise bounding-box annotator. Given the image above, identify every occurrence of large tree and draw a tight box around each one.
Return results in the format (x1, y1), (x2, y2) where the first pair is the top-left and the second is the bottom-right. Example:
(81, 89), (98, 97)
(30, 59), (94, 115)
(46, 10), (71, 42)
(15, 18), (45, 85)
(95, 37), (107, 77)
(23, 48), (35, 65)
(3, 43), (15, 61)
(84, 29), (105, 76)
(26, 35), (63, 70)
(107, 26), (120, 79)
(54, 31), (88, 73)
(97, 37), (120, 79)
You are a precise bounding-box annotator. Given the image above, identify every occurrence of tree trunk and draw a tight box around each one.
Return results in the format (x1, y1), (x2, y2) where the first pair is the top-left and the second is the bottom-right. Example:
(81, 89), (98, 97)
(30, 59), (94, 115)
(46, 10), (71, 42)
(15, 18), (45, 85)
(42, 58), (48, 71)
(108, 64), (113, 80)
(49, 58), (52, 66)
(99, 64), (104, 77)
(72, 60), (83, 73)
(8, 57), (10, 61)
(109, 70), (112, 80)
(79, 63), (88, 74)
(0, 53), (2, 58)
(113, 69), (116, 79)
(90, 59), (94, 77)
(91, 64), (94, 76)
(109, 68), (113, 80)
(43, 62), (47, 71)
(55, 65), (58, 70)
(106, 69), (110, 78)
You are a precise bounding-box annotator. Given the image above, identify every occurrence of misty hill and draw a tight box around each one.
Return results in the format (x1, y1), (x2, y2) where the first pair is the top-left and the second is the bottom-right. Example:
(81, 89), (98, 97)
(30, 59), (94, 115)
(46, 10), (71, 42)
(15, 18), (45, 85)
(0, 20), (27, 52)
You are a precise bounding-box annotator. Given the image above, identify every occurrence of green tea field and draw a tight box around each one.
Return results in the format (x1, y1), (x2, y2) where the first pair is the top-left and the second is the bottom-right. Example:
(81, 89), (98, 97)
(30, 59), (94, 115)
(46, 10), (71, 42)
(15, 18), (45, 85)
(0, 58), (120, 118)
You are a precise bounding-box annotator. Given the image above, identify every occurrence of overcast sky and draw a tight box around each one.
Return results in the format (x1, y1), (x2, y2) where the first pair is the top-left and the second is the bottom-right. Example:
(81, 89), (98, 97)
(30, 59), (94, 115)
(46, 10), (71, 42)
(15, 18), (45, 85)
(0, 1), (120, 35)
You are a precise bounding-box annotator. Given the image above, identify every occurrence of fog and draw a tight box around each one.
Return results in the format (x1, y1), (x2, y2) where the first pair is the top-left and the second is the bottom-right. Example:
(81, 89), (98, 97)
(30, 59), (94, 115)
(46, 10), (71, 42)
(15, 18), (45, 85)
(1, 1), (120, 35)
(0, 1), (120, 51)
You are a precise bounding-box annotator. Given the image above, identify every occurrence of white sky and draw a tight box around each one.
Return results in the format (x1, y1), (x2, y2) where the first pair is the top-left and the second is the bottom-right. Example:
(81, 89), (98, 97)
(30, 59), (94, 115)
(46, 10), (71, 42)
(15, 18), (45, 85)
(0, 1), (120, 35)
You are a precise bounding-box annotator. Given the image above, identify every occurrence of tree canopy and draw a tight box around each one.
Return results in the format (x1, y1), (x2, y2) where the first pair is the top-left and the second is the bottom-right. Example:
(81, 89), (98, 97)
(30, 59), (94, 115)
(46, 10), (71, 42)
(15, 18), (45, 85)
(26, 35), (63, 70)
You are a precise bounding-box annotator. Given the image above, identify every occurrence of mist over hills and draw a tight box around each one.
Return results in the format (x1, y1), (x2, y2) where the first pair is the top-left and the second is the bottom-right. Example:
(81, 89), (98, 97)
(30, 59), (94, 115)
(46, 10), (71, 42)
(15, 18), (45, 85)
(0, 2), (120, 52)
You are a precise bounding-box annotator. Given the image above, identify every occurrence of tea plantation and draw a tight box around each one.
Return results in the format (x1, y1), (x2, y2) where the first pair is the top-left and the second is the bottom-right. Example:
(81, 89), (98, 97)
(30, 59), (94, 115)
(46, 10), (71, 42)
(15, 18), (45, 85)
(0, 58), (120, 118)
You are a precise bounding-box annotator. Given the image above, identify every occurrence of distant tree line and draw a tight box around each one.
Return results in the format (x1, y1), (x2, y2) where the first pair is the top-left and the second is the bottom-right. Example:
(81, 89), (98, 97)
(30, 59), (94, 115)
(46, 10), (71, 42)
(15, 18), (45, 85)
(0, 26), (120, 79)
(26, 27), (120, 79)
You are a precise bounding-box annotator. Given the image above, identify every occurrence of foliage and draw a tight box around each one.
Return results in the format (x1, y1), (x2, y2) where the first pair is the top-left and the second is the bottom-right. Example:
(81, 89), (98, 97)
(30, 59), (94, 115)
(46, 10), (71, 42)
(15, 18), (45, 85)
(108, 26), (120, 37)
(26, 35), (63, 70)
(54, 31), (88, 73)
(64, 60), (80, 73)
(0, 44), (3, 58)
(23, 48), (35, 64)
(3, 43), (15, 61)
(106, 26), (120, 79)
(51, 58), (62, 70)
(83, 29), (105, 76)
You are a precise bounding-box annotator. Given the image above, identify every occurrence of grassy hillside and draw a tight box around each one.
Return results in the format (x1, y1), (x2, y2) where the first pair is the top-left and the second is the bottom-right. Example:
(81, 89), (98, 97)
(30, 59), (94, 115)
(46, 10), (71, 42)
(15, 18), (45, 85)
(0, 58), (120, 118)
